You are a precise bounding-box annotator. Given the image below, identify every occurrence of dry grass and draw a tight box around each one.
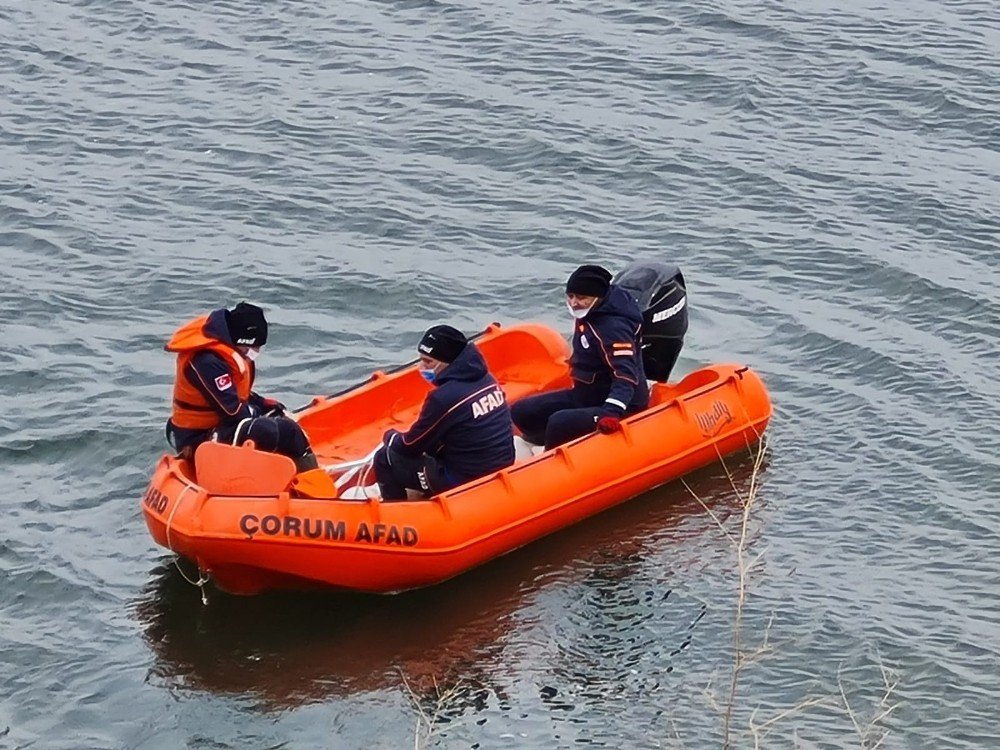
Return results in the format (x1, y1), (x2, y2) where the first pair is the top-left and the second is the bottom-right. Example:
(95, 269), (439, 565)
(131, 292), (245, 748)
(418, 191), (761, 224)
(399, 670), (468, 750)
(681, 433), (770, 748)
(837, 652), (901, 749)
(682, 433), (899, 748)
(398, 428), (901, 748)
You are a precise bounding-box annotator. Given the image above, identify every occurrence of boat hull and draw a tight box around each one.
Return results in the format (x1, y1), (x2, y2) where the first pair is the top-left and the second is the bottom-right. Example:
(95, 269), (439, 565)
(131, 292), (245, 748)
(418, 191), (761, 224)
(141, 324), (771, 594)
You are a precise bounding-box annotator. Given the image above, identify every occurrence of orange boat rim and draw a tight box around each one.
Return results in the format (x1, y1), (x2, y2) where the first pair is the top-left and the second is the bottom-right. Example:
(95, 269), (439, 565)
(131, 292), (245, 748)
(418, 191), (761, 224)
(140, 323), (773, 595)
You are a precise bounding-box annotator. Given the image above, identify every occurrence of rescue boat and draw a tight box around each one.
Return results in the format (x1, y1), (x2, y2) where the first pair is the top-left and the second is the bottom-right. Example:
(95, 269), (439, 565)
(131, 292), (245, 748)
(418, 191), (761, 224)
(140, 323), (772, 595)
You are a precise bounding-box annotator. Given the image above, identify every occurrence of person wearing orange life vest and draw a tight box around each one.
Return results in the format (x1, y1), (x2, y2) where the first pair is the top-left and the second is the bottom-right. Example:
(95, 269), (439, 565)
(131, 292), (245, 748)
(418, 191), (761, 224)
(164, 301), (320, 473)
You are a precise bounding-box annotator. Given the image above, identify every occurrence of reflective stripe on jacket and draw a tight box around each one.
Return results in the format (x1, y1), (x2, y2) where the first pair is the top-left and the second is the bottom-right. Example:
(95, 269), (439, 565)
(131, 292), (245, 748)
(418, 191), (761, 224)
(569, 285), (648, 414)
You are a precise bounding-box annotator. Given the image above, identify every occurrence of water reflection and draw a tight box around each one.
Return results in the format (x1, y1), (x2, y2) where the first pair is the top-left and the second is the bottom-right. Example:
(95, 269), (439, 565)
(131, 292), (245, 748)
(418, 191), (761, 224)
(134, 454), (766, 711)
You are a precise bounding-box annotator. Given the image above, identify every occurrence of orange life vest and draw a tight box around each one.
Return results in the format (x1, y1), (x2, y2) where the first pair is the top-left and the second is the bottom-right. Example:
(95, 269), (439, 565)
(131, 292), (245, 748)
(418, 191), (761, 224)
(166, 314), (254, 430)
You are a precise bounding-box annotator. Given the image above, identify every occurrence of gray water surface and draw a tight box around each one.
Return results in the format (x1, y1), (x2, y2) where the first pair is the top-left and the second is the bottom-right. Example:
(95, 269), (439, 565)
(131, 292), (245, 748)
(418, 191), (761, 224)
(1, 0), (999, 747)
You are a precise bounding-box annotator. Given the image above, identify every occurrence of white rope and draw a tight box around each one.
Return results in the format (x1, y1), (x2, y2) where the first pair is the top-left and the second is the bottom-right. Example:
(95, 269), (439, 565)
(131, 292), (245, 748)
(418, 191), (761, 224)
(334, 458), (378, 491)
(359, 461), (378, 500)
(164, 483), (210, 602)
(324, 444), (382, 476)
(331, 450), (382, 500)
(334, 460), (380, 500)
(231, 418), (253, 446)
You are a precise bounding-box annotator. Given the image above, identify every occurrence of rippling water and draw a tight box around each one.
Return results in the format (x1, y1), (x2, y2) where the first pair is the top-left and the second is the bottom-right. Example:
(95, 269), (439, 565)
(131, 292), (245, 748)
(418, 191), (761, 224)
(2, 0), (998, 747)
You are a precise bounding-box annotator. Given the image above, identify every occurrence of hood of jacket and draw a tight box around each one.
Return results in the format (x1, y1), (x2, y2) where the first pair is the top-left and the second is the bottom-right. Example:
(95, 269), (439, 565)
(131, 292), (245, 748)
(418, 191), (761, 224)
(433, 342), (488, 386)
(165, 308), (236, 352)
(587, 285), (643, 327)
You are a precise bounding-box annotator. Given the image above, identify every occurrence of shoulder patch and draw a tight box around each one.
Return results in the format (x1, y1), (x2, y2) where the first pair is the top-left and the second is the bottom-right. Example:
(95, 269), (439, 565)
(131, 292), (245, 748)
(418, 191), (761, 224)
(214, 374), (233, 391)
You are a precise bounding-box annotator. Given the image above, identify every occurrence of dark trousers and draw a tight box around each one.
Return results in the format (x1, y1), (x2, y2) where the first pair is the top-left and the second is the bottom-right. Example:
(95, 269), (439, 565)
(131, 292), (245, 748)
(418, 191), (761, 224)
(225, 416), (314, 469)
(510, 390), (607, 450)
(171, 416), (316, 471)
(228, 416), (309, 455)
(373, 442), (451, 501)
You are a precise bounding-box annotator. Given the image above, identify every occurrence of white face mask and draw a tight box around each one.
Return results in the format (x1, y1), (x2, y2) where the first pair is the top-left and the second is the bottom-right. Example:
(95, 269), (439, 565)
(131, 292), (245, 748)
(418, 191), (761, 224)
(243, 347), (261, 362)
(567, 300), (593, 319)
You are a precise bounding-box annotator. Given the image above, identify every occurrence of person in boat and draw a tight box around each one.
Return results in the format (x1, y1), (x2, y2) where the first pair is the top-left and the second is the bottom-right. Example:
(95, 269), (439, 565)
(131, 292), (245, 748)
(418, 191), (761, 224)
(373, 325), (515, 501)
(164, 301), (321, 473)
(511, 264), (648, 449)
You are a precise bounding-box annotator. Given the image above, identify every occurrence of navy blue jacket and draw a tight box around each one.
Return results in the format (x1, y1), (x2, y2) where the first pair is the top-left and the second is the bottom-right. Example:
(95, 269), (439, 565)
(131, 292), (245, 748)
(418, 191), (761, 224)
(387, 344), (515, 484)
(167, 309), (269, 450)
(570, 285), (649, 415)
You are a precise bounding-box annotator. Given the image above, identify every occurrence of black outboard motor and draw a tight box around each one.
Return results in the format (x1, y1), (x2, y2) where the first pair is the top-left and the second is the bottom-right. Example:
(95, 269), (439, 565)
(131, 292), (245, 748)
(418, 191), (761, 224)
(612, 261), (688, 382)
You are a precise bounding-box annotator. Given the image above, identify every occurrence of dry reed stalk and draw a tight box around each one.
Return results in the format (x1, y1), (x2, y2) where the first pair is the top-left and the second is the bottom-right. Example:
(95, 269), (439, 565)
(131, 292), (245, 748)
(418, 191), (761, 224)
(837, 652), (900, 749)
(681, 431), (769, 749)
(399, 670), (469, 749)
(683, 429), (900, 748)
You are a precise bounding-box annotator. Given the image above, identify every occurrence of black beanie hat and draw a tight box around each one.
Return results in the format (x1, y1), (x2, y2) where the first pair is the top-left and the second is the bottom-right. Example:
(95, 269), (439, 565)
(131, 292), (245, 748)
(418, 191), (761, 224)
(417, 325), (467, 363)
(226, 302), (268, 347)
(566, 264), (612, 298)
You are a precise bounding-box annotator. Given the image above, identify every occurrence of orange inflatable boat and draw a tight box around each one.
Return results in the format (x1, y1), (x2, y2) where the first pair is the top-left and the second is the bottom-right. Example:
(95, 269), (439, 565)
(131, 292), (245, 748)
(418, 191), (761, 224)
(140, 323), (772, 595)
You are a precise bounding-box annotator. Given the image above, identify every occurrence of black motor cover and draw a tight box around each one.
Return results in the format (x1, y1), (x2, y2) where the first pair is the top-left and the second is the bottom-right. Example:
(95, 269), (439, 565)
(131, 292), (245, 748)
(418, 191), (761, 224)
(612, 261), (688, 382)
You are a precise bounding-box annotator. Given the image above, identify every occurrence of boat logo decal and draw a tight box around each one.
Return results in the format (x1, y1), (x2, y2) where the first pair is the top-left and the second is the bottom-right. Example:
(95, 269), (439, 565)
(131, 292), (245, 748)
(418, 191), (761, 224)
(239, 514), (419, 546)
(142, 486), (170, 515)
(695, 400), (734, 437)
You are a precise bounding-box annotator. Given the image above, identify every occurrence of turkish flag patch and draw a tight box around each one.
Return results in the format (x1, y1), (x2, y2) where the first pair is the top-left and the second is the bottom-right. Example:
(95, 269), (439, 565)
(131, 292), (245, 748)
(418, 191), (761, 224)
(214, 374), (233, 391)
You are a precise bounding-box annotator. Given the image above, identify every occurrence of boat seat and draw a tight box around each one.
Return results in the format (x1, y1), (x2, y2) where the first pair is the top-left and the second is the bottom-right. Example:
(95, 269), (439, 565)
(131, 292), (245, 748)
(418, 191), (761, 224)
(194, 441), (297, 496)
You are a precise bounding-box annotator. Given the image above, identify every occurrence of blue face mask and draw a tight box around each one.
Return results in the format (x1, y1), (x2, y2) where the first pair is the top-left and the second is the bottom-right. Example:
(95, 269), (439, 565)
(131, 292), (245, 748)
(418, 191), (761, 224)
(419, 368), (437, 384)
